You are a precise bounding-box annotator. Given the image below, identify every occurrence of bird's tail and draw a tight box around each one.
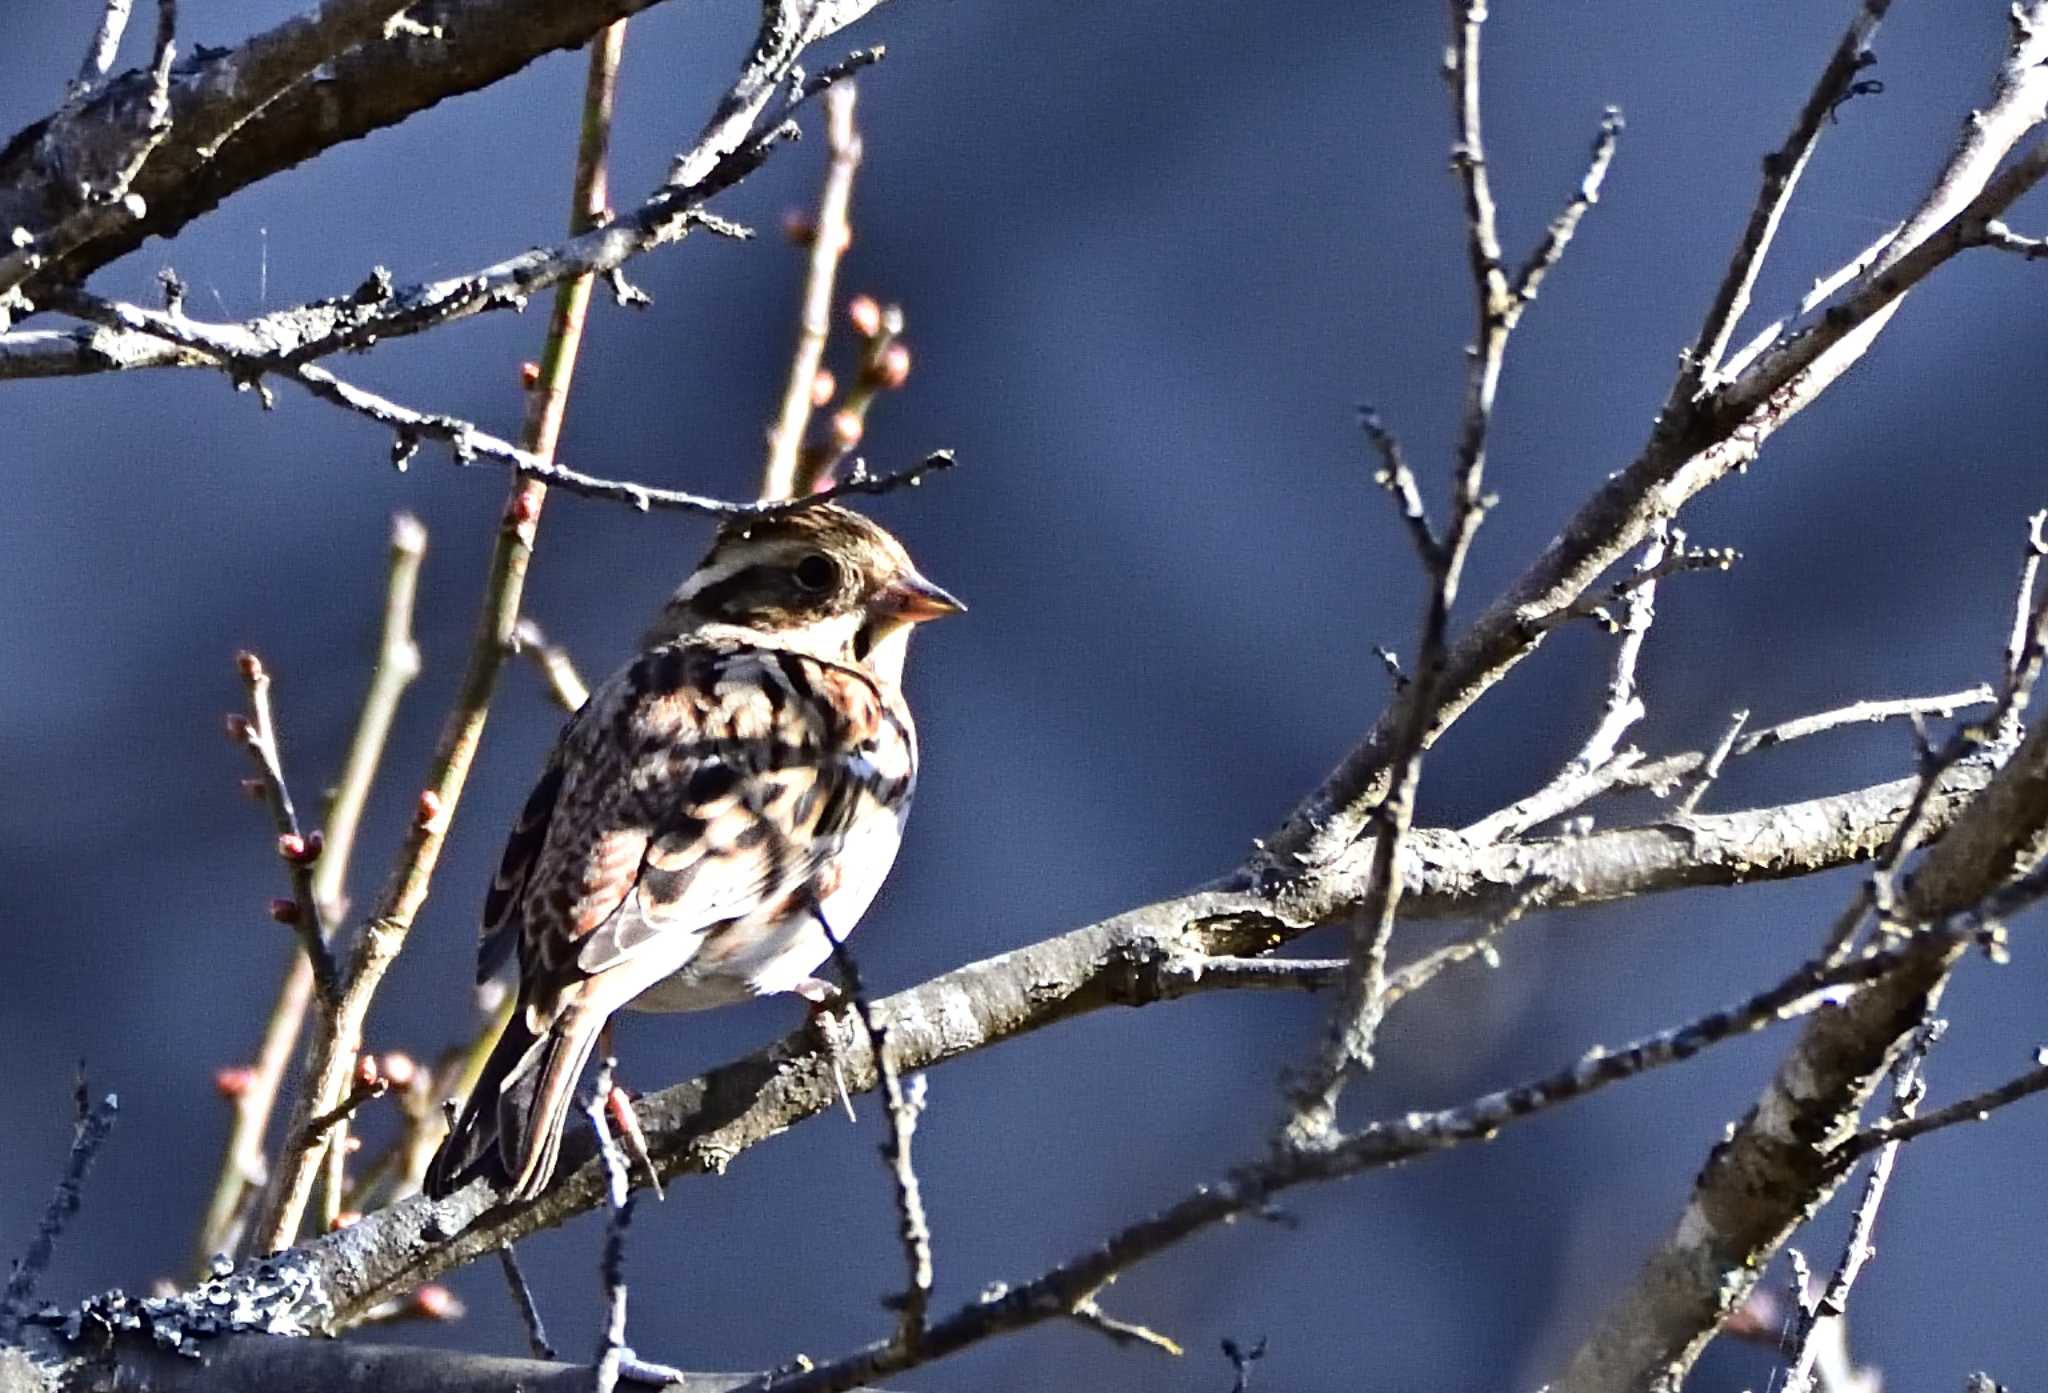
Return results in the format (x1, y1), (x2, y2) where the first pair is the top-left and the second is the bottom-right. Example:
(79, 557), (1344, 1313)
(422, 1000), (606, 1202)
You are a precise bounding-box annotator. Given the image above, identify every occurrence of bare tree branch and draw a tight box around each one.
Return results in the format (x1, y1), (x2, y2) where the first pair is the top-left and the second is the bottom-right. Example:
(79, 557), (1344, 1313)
(195, 515), (427, 1268)
(1264, 3), (2048, 881)
(762, 80), (864, 501)
(0, 1), (889, 305)
(740, 936), (1972, 1393)
(0, 1078), (118, 1342)
(39, 289), (958, 519)
(1784, 1019), (1938, 1393)
(1684, 0), (1893, 388)
(1558, 675), (2048, 1392)
(130, 742), (1984, 1331)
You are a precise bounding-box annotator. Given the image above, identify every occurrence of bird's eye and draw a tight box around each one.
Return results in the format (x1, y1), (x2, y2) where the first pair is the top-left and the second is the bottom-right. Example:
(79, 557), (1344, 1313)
(793, 553), (839, 593)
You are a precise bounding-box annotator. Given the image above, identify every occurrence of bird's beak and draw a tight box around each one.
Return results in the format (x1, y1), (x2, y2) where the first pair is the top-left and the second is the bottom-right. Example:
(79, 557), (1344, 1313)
(875, 569), (966, 624)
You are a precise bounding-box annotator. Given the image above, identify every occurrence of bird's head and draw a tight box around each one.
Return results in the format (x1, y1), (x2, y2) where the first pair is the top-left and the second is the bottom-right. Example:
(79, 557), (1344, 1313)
(648, 503), (964, 677)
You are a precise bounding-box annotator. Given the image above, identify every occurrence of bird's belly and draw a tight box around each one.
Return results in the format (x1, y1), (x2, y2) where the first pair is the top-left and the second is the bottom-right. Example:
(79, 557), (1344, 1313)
(624, 813), (903, 1013)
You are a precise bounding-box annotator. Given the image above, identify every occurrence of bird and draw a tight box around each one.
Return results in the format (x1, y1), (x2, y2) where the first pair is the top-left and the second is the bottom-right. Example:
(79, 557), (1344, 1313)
(423, 503), (963, 1201)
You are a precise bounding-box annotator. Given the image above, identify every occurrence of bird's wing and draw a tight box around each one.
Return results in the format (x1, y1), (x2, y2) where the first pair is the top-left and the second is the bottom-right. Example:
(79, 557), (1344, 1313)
(494, 638), (913, 1023)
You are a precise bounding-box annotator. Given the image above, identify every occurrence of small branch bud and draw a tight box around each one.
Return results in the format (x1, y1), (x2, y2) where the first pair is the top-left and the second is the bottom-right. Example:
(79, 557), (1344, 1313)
(330, 1211), (363, 1231)
(239, 777), (268, 800)
(519, 361), (540, 390)
(417, 788), (444, 828)
(831, 409), (864, 450)
(277, 833), (307, 861)
(379, 1052), (418, 1089)
(811, 368), (837, 407)
(235, 650), (265, 681)
(214, 1066), (256, 1099)
(268, 897), (301, 925)
(781, 209), (818, 245)
(876, 341), (911, 389)
(413, 1284), (465, 1321)
(223, 713), (251, 743)
(355, 1054), (381, 1090)
(848, 294), (883, 338)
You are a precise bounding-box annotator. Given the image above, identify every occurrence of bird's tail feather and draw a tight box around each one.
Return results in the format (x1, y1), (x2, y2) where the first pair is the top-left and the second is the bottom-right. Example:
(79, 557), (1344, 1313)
(423, 1002), (604, 1202)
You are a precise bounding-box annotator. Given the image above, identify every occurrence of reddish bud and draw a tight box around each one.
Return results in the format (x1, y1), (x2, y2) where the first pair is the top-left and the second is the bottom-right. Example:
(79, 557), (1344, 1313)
(268, 897), (301, 925)
(810, 368), (837, 408)
(344, 1135), (364, 1154)
(876, 342), (911, 390)
(506, 490), (541, 526)
(830, 409), (864, 451)
(224, 713), (251, 743)
(356, 1053), (381, 1089)
(519, 361), (540, 389)
(214, 1066), (256, 1099)
(380, 1051), (418, 1089)
(847, 295), (882, 338)
(277, 833), (307, 861)
(330, 1211), (363, 1231)
(240, 777), (268, 800)
(413, 1285), (465, 1321)
(417, 788), (444, 828)
(235, 650), (265, 681)
(781, 209), (818, 246)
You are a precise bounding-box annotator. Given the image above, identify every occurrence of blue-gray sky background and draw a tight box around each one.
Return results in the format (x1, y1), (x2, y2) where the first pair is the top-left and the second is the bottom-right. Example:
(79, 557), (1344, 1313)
(3, 3), (2046, 1388)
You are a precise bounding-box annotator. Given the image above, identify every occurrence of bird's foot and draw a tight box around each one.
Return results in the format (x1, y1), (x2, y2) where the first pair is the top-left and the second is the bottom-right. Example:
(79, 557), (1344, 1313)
(614, 1350), (692, 1386)
(792, 975), (841, 1005)
(603, 1081), (663, 1200)
(801, 988), (859, 1124)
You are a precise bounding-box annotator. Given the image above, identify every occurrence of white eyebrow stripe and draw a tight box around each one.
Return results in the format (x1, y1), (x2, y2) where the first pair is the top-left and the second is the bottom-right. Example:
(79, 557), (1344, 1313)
(667, 554), (752, 607)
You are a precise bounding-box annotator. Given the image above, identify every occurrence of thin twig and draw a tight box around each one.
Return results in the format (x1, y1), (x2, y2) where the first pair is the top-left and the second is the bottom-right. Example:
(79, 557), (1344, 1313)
(1359, 407), (1441, 568)
(1538, 538), (1741, 634)
(0, 1075), (118, 1341)
(587, 1059), (638, 1393)
(316, 513), (428, 927)
(298, 1070), (389, 1144)
(763, 80), (862, 501)
(510, 617), (592, 712)
(1514, 106), (1623, 306)
(1840, 1049), (2048, 1158)
(1285, 0), (1522, 1143)
(1825, 525), (2048, 962)
(70, 0), (137, 99)
(1135, 886), (1526, 1009)
(251, 17), (629, 1256)
(1685, 0), (1893, 387)
(1784, 1017), (1939, 1393)
(1068, 1293), (1183, 1357)
(1618, 686), (1998, 795)
(193, 516), (425, 1268)
(1672, 709), (1749, 818)
(230, 652), (339, 1003)
(498, 1244), (557, 1361)
(1981, 218), (2048, 259)
(312, 516), (429, 1232)
(1465, 528), (1670, 843)
(819, 919), (934, 1350)
(2006, 510), (2048, 686)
